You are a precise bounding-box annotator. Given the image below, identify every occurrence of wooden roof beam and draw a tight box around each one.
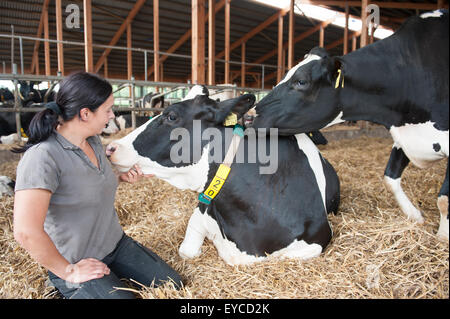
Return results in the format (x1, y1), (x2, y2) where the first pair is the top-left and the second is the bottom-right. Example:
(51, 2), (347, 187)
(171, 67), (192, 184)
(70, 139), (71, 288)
(215, 5), (291, 60)
(147, 0), (226, 78)
(30, 0), (51, 74)
(249, 17), (336, 70)
(94, 0), (146, 73)
(302, 1), (448, 10)
(263, 28), (362, 85)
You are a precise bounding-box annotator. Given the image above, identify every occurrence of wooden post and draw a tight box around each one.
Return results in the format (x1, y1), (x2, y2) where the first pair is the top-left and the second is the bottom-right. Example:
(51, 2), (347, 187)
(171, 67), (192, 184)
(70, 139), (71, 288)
(224, 0), (231, 84)
(277, 14), (283, 83)
(30, 0), (50, 74)
(84, 0), (94, 72)
(153, 0), (160, 82)
(148, 0), (225, 79)
(36, 54), (40, 75)
(55, 0), (64, 75)
(192, 0), (206, 84)
(127, 24), (133, 97)
(370, 24), (375, 44)
(352, 34), (357, 51)
(343, 1), (349, 55)
(208, 0), (216, 85)
(241, 42), (246, 87)
(319, 25), (324, 47)
(104, 57), (108, 78)
(288, 0), (295, 69)
(127, 24), (132, 81)
(44, 7), (51, 76)
(360, 0), (368, 48)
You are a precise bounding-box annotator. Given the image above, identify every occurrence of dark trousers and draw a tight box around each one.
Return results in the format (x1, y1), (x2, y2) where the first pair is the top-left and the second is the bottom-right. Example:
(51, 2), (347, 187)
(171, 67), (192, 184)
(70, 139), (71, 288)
(48, 234), (183, 299)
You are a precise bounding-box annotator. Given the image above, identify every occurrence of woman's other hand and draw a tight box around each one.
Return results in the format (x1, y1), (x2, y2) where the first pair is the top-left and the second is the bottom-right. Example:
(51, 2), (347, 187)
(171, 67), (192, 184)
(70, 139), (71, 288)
(65, 258), (110, 283)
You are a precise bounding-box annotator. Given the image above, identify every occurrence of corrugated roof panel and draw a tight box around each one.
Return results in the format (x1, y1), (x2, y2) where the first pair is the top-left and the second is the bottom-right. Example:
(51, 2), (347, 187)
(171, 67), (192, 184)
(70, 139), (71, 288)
(0, 0), (433, 87)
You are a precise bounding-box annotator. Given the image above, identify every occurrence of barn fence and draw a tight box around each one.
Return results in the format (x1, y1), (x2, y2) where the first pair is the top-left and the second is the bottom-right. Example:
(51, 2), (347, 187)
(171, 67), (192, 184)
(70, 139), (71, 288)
(0, 33), (274, 138)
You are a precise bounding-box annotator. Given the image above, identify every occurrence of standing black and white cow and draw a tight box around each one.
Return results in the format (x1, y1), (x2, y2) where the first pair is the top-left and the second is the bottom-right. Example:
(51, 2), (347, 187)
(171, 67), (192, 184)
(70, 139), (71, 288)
(252, 10), (449, 240)
(106, 91), (340, 265)
(0, 88), (14, 104)
(18, 81), (55, 105)
(142, 92), (165, 109)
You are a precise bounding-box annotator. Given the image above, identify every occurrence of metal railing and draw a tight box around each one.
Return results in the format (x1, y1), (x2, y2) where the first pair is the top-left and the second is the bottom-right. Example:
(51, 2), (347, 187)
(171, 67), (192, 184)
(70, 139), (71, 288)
(0, 32), (278, 88)
(0, 30), (274, 138)
(0, 71), (271, 138)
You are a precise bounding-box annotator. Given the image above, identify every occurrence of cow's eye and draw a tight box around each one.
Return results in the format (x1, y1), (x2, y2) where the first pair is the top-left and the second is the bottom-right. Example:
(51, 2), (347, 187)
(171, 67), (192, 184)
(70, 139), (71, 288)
(294, 79), (309, 91)
(167, 113), (177, 122)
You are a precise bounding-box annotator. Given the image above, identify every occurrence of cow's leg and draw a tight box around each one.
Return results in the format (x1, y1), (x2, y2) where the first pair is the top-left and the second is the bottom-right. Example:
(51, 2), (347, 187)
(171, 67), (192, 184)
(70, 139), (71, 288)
(179, 207), (207, 259)
(277, 240), (323, 260)
(437, 159), (449, 241)
(384, 145), (424, 223)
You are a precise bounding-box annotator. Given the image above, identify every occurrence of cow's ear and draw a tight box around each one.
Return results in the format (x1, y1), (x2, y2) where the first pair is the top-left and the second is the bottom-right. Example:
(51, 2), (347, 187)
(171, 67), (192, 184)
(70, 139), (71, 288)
(312, 57), (343, 84)
(215, 94), (256, 124)
(325, 57), (343, 84)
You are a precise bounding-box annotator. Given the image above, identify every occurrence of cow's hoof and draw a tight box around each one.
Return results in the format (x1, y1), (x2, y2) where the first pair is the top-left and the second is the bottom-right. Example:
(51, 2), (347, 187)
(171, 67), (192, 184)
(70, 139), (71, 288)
(436, 230), (449, 242)
(436, 214), (448, 243)
(406, 208), (424, 224)
(179, 242), (202, 259)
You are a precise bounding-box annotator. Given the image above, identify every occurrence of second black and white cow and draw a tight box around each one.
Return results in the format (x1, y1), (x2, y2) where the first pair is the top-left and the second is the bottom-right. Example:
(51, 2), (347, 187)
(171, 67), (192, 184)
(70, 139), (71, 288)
(106, 92), (340, 265)
(253, 10), (449, 240)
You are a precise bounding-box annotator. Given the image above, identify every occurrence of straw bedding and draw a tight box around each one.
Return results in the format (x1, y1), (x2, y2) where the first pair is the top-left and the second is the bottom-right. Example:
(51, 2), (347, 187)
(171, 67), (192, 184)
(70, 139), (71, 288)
(0, 135), (448, 299)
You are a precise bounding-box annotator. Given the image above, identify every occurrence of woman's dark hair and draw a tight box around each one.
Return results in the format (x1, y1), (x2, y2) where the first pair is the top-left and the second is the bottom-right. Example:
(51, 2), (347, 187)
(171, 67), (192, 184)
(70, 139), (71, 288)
(13, 72), (112, 153)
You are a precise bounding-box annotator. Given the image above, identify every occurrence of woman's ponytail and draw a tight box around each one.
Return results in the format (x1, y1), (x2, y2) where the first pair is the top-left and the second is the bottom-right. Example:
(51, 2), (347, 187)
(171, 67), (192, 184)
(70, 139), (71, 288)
(12, 103), (61, 153)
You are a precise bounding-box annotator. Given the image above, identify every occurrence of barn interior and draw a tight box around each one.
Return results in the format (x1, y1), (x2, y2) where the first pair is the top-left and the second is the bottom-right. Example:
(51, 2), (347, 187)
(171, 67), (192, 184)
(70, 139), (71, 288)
(0, 0), (448, 300)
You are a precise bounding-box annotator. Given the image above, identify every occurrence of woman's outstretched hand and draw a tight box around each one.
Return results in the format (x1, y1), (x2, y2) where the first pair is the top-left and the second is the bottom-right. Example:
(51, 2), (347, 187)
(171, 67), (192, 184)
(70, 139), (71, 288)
(119, 164), (154, 184)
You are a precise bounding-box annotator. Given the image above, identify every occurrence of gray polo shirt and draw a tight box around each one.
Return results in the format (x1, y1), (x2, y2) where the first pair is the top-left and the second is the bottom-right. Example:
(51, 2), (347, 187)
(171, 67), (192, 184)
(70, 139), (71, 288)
(15, 132), (123, 264)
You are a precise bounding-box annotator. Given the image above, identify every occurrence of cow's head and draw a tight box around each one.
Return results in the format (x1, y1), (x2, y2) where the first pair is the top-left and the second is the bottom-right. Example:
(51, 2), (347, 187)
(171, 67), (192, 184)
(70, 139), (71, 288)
(18, 81), (39, 102)
(107, 93), (255, 191)
(253, 47), (344, 134)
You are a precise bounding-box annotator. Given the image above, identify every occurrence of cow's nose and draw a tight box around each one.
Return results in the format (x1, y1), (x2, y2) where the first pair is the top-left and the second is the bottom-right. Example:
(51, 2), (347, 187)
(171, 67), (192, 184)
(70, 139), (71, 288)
(106, 143), (118, 158)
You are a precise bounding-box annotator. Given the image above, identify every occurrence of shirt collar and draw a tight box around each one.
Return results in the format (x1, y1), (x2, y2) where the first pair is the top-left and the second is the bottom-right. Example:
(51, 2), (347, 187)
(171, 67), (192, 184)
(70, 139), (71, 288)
(54, 131), (98, 151)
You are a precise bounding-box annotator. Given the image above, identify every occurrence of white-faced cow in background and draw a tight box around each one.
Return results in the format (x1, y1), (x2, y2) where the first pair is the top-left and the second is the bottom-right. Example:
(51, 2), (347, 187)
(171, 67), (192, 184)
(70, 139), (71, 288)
(106, 88), (340, 265)
(103, 92), (165, 135)
(252, 10), (449, 240)
(0, 176), (15, 198)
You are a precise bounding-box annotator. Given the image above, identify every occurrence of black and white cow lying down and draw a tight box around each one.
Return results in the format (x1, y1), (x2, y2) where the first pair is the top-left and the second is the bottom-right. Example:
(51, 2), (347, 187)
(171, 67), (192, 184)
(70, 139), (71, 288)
(253, 10), (449, 240)
(106, 90), (340, 265)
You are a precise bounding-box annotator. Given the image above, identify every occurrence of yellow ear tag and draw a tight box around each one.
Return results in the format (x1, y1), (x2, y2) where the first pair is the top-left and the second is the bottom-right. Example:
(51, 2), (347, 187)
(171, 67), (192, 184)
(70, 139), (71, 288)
(335, 69), (344, 89)
(20, 128), (28, 138)
(223, 112), (238, 126)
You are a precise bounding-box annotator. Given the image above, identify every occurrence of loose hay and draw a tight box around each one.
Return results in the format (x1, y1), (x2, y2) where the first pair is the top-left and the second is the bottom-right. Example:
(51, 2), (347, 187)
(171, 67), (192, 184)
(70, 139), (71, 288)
(0, 136), (448, 299)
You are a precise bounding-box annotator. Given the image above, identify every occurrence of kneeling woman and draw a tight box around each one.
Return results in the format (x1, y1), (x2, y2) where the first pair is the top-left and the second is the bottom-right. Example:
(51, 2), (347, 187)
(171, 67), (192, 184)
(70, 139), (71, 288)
(13, 72), (182, 299)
